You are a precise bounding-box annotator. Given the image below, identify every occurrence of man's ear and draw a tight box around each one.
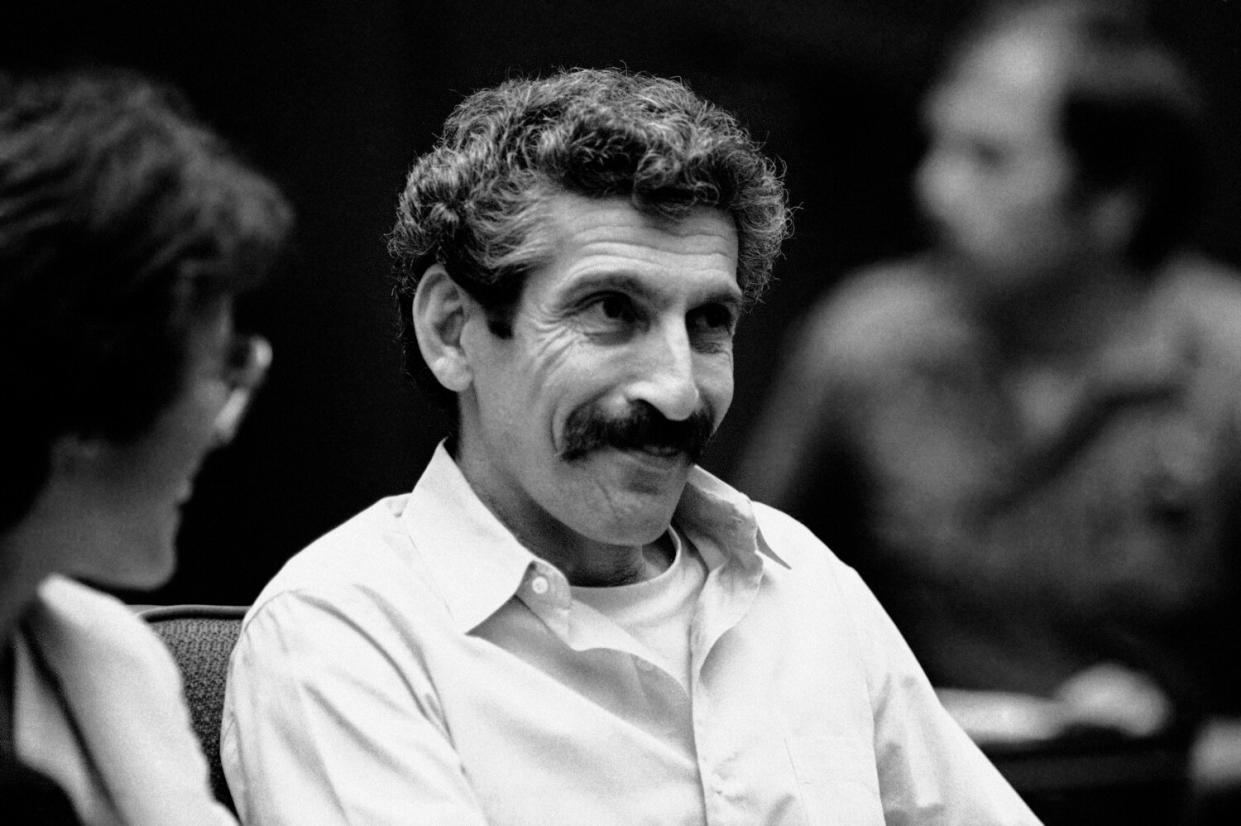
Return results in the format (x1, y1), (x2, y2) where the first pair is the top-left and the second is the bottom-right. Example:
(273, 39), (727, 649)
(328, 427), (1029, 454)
(412, 264), (475, 393)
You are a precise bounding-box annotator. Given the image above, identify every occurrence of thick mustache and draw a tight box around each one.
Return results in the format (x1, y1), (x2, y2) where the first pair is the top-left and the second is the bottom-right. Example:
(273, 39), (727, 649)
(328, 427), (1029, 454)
(560, 402), (715, 463)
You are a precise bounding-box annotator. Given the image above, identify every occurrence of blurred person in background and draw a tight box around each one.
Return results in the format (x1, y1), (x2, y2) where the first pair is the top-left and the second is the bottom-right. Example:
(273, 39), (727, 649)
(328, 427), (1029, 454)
(736, 0), (1241, 821)
(0, 69), (291, 824)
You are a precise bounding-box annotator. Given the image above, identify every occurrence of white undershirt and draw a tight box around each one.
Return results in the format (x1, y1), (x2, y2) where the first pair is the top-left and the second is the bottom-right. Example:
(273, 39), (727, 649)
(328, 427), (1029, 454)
(571, 528), (706, 691)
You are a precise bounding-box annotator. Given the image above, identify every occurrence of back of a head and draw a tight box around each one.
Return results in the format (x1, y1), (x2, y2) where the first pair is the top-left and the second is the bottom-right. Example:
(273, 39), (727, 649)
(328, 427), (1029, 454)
(388, 67), (791, 420)
(951, 0), (1206, 268)
(0, 69), (293, 532)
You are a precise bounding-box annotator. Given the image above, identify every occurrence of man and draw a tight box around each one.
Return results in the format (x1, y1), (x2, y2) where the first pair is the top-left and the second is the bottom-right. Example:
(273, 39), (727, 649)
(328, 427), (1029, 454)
(737, 1), (1241, 818)
(222, 67), (1036, 824)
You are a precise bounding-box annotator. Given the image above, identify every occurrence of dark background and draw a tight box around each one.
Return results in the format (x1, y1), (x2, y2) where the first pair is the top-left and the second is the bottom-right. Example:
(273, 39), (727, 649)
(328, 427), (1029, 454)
(5, 0), (1239, 605)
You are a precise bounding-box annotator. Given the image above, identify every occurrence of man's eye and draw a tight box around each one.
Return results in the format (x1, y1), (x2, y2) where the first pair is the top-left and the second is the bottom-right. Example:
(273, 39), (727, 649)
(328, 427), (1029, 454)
(584, 293), (637, 325)
(689, 303), (736, 334)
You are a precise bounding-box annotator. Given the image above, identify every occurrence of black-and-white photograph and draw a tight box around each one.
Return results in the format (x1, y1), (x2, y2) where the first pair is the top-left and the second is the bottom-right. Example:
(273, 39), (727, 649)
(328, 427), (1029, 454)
(3, 1), (1240, 823)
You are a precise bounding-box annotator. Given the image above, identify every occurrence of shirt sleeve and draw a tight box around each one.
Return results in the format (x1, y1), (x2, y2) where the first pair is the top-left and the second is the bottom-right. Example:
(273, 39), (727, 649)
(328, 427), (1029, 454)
(220, 588), (489, 826)
(837, 566), (1044, 826)
(23, 576), (238, 826)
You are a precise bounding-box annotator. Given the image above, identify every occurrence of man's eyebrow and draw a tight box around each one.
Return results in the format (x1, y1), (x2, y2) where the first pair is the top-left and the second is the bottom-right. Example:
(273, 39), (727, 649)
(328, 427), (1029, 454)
(565, 272), (655, 301)
(567, 271), (744, 306)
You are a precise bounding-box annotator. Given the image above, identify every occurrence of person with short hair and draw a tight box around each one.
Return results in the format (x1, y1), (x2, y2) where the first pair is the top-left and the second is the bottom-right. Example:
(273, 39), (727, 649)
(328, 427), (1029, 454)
(222, 66), (1037, 825)
(0, 69), (292, 824)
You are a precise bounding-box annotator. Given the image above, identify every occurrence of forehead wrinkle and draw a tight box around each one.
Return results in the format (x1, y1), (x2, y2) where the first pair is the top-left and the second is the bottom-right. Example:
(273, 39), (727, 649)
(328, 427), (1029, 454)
(537, 193), (742, 306)
(565, 220), (739, 256)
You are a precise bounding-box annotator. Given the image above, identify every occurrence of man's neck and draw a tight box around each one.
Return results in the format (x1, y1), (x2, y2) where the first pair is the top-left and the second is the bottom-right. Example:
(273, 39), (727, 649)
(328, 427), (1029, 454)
(537, 533), (675, 588)
(981, 260), (1149, 369)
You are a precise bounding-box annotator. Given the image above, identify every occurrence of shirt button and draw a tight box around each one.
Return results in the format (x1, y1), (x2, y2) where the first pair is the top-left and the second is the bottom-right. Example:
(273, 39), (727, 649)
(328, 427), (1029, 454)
(530, 575), (550, 595)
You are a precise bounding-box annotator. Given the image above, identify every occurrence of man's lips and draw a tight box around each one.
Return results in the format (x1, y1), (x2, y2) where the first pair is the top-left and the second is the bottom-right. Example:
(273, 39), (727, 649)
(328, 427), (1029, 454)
(571, 442), (695, 468)
(606, 444), (692, 470)
(631, 443), (684, 458)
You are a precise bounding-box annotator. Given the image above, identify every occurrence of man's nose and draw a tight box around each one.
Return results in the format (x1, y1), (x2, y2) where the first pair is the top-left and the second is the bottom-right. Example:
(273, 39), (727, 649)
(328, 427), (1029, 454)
(628, 323), (701, 422)
(915, 148), (965, 225)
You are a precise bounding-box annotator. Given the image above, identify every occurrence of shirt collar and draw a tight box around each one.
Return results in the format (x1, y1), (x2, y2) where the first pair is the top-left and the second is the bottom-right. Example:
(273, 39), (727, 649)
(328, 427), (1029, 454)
(399, 444), (540, 634)
(400, 442), (788, 634)
(676, 465), (790, 573)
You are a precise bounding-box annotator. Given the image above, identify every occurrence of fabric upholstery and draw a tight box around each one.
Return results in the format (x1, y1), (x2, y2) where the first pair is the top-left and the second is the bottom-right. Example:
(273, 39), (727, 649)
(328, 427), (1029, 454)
(139, 605), (246, 815)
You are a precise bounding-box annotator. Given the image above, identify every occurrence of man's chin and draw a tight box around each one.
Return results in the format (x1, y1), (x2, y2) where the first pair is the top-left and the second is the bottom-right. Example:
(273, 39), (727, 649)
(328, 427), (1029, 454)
(562, 449), (689, 534)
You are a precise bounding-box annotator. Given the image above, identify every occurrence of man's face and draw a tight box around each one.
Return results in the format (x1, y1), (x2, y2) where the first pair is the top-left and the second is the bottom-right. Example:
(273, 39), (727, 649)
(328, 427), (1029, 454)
(455, 193), (740, 559)
(915, 29), (1088, 298)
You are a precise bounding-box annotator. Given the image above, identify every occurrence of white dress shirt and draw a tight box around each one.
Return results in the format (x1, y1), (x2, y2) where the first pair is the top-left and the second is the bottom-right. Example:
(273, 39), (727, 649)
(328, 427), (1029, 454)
(16, 575), (236, 826)
(222, 444), (1039, 825)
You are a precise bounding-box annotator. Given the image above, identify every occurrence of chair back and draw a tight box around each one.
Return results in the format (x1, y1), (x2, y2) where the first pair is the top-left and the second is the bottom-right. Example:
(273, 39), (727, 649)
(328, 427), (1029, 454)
(139, 604), (247, 814)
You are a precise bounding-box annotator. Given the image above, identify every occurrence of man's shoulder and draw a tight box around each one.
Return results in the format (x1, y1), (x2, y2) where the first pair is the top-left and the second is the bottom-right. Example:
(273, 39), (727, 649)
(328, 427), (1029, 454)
(249, 494), (421, 612)
(743, 501), (889, 637)
(33, 576), (176, 674)
(795, 257), (970, 376)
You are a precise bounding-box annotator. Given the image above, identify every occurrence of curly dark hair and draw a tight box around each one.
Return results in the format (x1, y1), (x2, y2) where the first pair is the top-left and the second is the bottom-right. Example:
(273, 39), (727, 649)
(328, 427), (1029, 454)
(388, 67), (791, 418)
(0, 69), (293, 530)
